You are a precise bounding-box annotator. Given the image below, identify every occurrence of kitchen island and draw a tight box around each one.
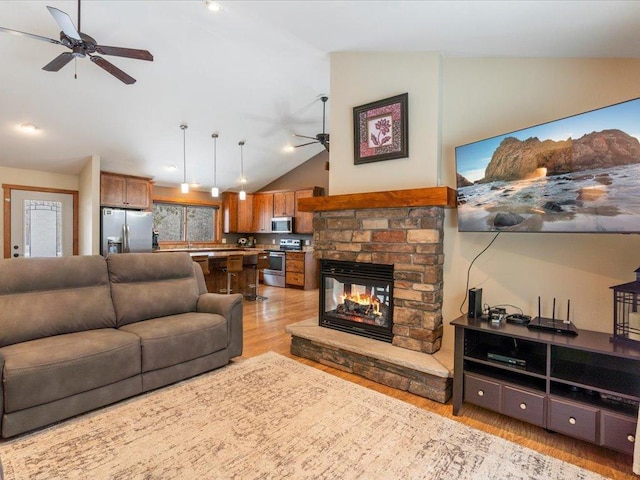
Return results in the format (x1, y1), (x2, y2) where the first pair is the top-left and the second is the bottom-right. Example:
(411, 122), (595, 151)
(155, 248), (266, 295)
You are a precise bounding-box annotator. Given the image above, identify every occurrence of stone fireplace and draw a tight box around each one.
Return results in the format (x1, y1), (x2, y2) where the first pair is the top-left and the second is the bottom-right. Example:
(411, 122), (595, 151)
(314, 204), (445, 353)
(286, 187), (456, 403)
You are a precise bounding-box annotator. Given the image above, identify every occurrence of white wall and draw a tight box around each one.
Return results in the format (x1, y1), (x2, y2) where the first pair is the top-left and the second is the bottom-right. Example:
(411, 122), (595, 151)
(329, 52), (442, 194)
(329, 54), (640, 354)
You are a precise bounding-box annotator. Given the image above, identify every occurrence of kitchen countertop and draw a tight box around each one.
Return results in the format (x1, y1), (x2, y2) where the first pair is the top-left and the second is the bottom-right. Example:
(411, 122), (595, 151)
(155, 248), (266, 258)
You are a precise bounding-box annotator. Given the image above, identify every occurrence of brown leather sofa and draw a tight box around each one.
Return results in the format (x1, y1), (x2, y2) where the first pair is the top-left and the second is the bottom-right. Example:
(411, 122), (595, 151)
(0, 252), (243, 438)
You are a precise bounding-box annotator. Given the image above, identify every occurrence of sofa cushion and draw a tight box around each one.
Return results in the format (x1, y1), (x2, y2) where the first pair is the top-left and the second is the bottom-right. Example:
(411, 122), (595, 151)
(0, 255), (117, 348)
(1, 329), (141, 413)
(119, 312), (228, 372)
(107, 253), (200, 327)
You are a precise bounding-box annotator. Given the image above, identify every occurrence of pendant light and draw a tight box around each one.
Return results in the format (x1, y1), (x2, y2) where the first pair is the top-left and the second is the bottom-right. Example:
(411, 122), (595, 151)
(238, 140), (247, 201)
(211, 133), (219, 198)
(180, 124), (189, 194)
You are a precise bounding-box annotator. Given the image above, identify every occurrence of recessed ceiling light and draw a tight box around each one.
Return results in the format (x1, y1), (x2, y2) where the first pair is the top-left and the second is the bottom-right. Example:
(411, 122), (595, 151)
(20, 123), (38, 133)
(166, 164), (177, 170)
(283, 144), (294, 153)
(205, 1), (222, 12)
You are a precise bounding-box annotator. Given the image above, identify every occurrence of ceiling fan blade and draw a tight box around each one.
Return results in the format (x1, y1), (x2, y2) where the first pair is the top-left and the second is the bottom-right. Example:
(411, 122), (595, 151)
(46, 6), (81, 40)
(0, 26), (61, 44)
(95, 45), (153, 61)
(294, 141), (319, 148)
(90, 55), (136, 84)
(42, 52), (75, 71)
(293, 134), (318, 141)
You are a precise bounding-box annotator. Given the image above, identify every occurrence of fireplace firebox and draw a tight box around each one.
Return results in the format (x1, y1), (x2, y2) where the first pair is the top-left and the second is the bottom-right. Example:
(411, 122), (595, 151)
(319, 260), (394, 342)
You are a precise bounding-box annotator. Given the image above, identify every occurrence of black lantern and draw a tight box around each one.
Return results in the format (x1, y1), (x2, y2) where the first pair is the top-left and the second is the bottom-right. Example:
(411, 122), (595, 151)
(611, 267), (640, 347)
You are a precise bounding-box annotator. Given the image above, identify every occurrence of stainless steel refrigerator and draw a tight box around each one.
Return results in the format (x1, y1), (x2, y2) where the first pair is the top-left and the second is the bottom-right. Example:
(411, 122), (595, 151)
(101, 208), (153, 256)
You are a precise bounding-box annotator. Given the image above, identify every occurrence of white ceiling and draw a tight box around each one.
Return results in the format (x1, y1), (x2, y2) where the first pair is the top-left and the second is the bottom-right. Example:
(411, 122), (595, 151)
(1, 0), (639, 192)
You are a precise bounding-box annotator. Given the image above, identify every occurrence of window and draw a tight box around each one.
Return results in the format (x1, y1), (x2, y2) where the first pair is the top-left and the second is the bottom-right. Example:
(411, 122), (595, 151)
(153, 203), (217, 242)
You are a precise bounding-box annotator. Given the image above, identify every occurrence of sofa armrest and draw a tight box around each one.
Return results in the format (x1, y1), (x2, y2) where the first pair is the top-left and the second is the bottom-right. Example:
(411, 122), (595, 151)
(197, 293), (243, 358)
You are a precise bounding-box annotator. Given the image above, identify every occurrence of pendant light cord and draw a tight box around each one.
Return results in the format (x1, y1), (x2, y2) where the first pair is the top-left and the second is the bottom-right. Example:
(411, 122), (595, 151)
(181, 125), (187, 184)
(211, 133), (219, 188)
(239, 141), (245, 184)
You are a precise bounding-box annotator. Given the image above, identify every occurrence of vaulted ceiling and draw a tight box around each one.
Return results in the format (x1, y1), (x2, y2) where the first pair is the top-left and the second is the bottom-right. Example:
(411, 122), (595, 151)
(1, 1), (639, 192)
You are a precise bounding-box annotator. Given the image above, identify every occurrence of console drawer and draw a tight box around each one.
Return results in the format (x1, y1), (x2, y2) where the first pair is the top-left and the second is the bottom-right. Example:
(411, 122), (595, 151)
(548, 397), (598, 443)
(503, 386), (545, 427)
(600, 411), (637, 455)
(464, 374), (501, 412)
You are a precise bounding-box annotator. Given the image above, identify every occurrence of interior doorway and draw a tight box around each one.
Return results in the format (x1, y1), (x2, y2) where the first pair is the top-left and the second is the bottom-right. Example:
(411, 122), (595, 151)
(3, 184), (78, 258)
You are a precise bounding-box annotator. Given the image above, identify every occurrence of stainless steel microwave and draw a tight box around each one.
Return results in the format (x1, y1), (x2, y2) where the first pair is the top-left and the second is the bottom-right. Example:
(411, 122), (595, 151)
(271, 217), (293, 233)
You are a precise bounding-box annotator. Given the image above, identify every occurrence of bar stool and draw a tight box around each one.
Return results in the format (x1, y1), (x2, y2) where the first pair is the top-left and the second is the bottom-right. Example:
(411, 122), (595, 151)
(223, 254), (244, 295)
(192, 255), (210, 275)
(248, 252), (270, 301)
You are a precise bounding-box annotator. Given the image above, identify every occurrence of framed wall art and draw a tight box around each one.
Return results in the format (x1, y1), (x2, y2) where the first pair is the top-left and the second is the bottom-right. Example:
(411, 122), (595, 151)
(353, 93), (408, 165)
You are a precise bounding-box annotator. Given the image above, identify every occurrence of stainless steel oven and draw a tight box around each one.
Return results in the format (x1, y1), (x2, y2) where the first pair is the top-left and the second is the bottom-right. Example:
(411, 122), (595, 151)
(263, 250), (286, 287)
(263, 239), (301, 288)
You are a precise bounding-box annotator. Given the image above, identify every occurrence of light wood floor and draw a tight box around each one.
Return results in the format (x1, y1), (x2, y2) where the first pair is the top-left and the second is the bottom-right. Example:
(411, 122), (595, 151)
(241, 285), (635, 480)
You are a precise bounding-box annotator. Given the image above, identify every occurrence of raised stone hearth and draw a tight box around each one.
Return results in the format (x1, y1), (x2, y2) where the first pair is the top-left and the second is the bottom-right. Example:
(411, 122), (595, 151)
(286, 318), (453, 403)
(290, 187), (456, 403)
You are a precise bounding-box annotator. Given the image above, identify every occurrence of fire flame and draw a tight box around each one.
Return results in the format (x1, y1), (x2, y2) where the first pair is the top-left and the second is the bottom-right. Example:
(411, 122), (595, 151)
(341, 292), (382, 316)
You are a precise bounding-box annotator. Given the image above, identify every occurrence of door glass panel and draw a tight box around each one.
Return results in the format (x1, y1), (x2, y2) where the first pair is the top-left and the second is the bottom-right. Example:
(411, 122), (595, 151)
(24, 200), (62, 257)
(10, 190), (74, 258)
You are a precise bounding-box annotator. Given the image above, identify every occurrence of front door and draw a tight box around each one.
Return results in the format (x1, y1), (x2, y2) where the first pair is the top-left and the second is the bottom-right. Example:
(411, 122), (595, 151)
(4, 185), (78, 258)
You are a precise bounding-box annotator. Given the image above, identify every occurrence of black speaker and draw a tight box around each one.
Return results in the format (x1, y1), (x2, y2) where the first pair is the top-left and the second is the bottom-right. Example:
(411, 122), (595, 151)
(468, 288), (483, 318)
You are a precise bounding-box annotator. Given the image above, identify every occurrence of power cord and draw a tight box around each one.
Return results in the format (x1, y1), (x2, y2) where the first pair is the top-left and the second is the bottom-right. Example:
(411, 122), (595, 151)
(459, 232), (501, 316)
(492, 303), (524, 315)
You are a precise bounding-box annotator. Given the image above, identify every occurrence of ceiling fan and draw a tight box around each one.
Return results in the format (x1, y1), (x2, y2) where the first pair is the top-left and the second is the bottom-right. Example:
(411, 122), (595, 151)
(293, 95), (330, 152)
(0, 0), (153, 84)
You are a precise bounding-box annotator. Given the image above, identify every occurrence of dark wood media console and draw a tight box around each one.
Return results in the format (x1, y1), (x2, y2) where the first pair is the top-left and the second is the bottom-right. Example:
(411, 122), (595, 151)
(451, 315), (640, 455)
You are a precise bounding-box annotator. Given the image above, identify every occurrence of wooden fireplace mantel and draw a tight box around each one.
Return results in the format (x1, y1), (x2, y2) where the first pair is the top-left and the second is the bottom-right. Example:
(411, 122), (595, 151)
(296, 186), (457, 212)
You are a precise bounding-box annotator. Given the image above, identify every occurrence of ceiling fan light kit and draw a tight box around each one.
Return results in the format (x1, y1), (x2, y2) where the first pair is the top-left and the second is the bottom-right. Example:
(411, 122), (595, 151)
(0, 0), (153, 84)
(205, 1), (223, 12)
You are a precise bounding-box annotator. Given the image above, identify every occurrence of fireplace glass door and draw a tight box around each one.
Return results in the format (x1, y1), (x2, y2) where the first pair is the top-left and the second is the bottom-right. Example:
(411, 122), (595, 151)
(320, 260), (394, 342)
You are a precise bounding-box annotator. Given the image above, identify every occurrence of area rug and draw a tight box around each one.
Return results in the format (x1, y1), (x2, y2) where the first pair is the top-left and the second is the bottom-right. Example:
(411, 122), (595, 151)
(0, 352), (605, 480)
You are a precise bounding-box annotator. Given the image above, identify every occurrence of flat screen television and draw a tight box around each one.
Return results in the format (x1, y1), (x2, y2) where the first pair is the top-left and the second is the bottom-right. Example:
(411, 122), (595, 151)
(455, 97), (640, 233)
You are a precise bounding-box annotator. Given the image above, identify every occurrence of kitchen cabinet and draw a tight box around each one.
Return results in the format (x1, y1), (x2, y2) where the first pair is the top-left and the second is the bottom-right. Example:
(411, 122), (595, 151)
(273, 191), (295, 217)
(222, 192), (253, 233)
(294, 187), (324, 234)
(225, 187), (323, 234)
(452, 316), (640, 455)
(285, 251), (318, 290)
(222, 192), (238, 233)
(252, 193), (273, 233)
(100, 172), (152, 210)
(237, 194), (254, 233)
